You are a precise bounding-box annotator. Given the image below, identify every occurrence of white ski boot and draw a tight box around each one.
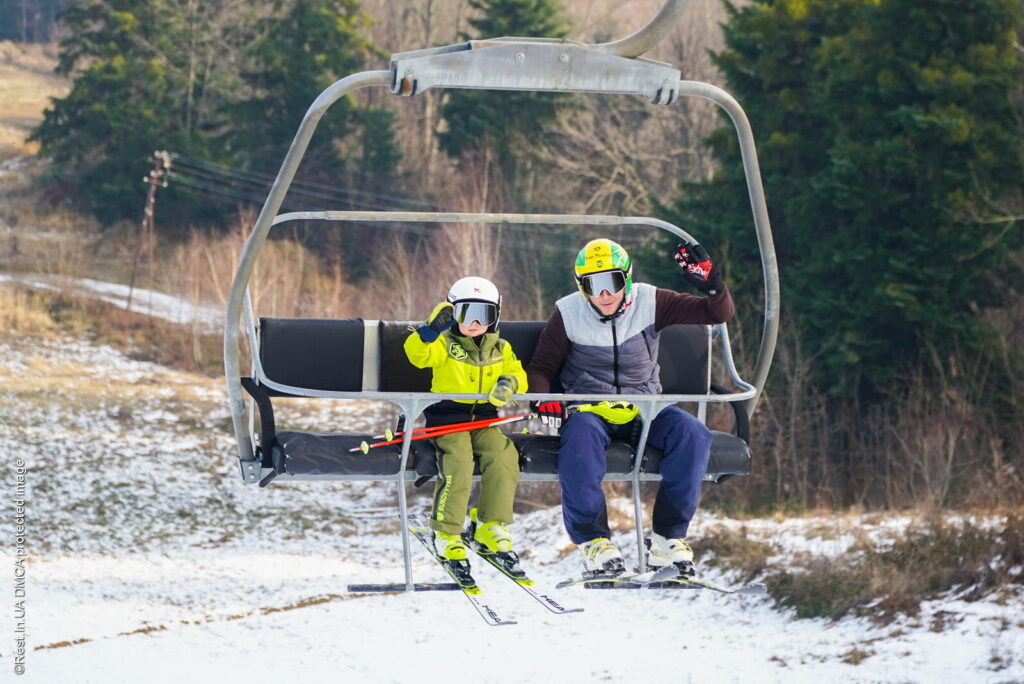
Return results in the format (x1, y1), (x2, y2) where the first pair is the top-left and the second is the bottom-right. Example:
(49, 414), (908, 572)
(647, 533), (695, 576)
(579, 537), (626, 578)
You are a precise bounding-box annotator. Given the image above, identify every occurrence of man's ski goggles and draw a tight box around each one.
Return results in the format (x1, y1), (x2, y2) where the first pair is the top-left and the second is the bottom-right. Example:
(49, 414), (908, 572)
(453, 301), (497, 326)
(578, 270), (627, 297)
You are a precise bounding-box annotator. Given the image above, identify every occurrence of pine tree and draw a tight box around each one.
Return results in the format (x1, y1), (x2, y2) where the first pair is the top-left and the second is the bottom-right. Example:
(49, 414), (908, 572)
(30, 0), (253, 225)
(651, 0), (1024, 396)
(31, 0), (401, 227)
(437, 0), (570, 192)
(230, 0), (373, 181)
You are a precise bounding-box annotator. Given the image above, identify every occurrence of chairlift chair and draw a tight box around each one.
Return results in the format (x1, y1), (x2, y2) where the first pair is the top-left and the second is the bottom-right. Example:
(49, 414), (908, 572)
(224, 0), (780, 590)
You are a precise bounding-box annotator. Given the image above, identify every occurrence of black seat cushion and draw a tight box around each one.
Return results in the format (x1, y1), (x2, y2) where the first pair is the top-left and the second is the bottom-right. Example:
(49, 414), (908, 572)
(275, 430), (435, 476)
(513, 434), (634, 474)
(644, 431), (752, 482)
(259, 318), (364, 395)
(273, 428), (749, 482)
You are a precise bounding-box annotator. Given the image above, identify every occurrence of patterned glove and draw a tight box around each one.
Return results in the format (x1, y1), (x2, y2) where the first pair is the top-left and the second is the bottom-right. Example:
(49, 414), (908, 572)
(487, 376), (516, 407)
(531, 400), (567, 429)
(674, 241), (724, 296)
(417, 302), (455, 343)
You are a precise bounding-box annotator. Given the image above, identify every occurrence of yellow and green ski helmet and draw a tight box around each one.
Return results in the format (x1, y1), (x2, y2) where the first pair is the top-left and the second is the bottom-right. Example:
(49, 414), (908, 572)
(574, 238), (633, 299)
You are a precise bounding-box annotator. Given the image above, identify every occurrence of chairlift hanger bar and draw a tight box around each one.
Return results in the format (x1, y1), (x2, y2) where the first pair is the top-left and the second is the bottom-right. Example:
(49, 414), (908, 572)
(390, 40), (681, 105)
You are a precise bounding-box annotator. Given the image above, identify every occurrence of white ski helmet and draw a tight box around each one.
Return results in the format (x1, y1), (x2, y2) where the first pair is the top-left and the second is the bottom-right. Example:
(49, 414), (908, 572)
(446, 276), (502, 332)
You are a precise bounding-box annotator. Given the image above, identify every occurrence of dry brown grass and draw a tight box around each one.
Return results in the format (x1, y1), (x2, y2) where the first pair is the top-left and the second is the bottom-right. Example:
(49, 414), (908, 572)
(1, 286), (224, 376)
(0, 41), (67, 161)
(766, 513), (1024, 623)
(695, 525), (774, 579)
(0, 286), (53, 332)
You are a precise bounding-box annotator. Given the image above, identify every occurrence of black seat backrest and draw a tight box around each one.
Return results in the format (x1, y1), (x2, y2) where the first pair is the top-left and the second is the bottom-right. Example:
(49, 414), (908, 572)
(378, 320), (431, 392)
(259, 317), (364, 395)
(375, 320), (708, 394)
(377, 320), (555, 393)
(257, 318), (709, 395)
(658, 324), (710, 394)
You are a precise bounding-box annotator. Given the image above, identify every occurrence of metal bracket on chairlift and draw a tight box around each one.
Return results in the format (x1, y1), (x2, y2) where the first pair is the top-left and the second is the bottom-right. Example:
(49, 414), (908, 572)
(239, 458), (261, 484)
(390, 39), (681, 104)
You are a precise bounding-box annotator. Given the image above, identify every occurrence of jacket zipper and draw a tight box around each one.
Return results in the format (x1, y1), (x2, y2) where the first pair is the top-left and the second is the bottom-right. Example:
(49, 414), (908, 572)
(472, 359), (483, 420)
(641, 329), (652, 359)
(611, 319), (620, 391)
(471, 336), (485, 420)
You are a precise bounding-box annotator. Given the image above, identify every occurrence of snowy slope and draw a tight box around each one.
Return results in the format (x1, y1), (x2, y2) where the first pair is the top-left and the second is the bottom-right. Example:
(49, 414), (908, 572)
(1, 332), (1021, 683)
(0, 271), (223, 332)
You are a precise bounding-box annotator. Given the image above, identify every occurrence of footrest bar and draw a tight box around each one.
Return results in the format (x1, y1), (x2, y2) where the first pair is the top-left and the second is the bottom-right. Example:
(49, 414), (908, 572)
(347, 582), (461, 592)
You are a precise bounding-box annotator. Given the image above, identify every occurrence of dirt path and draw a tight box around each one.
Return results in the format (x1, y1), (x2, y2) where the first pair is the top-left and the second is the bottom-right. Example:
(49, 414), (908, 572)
(0, 41), (67, 161)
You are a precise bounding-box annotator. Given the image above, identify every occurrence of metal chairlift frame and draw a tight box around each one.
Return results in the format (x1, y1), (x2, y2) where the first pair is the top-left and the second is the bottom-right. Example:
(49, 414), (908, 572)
(224, 0), (780, 586)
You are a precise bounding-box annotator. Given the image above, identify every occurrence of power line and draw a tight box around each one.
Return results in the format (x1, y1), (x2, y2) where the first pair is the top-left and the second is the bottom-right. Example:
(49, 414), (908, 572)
(169, 153), (437, 209)
(167, 153), (595, 242)
(169, 165), (404, 212)
(170, 178), (581, 254)
(164, 154), (607, 254)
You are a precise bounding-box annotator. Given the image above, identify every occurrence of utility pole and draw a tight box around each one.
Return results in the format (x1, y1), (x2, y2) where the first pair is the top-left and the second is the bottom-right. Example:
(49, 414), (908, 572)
(126, 151), (171, 310)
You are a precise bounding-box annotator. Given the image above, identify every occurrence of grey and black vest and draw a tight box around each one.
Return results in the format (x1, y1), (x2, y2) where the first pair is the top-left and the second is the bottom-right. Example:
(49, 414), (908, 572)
(555, 282), (661, 395)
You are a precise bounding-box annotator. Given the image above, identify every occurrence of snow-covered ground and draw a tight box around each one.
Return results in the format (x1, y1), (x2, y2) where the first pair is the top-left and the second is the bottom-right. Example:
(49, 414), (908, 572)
(1, 332), (1021, 683)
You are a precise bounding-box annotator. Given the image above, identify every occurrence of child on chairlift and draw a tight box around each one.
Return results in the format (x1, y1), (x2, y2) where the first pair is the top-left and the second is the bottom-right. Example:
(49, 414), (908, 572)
(403, 276), (528, 569)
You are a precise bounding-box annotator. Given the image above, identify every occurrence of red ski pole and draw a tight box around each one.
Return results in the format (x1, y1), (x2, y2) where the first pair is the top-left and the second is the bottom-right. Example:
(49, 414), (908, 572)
(362, 411), (532, 444)
(351, 413), (534, 453)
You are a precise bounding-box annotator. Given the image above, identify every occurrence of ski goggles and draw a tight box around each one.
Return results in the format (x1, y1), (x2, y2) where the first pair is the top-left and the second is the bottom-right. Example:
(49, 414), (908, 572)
(578, 270), (627, 297)
(453, 301), (497, 326)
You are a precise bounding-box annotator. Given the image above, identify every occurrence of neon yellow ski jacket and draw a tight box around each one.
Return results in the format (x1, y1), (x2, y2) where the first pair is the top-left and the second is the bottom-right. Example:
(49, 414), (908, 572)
(404, 328), (528, 403)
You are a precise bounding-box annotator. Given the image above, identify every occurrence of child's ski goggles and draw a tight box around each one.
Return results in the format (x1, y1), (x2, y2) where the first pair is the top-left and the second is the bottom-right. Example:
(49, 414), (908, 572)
(453, 301), (497, 326)
(578, 270), (627, 296)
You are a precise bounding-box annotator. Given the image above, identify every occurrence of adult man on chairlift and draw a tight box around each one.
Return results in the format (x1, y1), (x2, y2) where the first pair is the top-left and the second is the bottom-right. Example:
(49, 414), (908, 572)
(526, 238), (734, 578)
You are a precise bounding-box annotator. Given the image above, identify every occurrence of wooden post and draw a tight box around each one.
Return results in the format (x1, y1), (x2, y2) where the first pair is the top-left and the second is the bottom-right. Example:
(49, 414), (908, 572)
(126, 151), (171, 309)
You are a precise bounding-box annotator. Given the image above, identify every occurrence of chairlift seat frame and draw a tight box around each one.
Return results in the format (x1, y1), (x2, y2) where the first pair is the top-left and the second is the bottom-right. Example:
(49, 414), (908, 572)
(224, 2), (780, 588)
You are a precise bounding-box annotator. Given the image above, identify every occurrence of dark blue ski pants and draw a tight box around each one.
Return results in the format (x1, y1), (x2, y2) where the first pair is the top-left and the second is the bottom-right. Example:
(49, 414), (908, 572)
(557, 406), (712, 544)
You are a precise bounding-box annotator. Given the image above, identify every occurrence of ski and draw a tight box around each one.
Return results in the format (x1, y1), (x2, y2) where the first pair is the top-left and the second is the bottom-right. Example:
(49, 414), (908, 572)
(556, 565), (765, 594)
(462, 533), (584, 616)
(406, 514), (518, 627)
(553, 548), (683, 590)
(647, 574), (768, 595)
(631, 565), (683, 584)
(554, 567), (673, 590)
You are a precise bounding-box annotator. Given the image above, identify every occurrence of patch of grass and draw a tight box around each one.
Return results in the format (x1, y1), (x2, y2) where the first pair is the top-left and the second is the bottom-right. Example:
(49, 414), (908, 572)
(766, 514), (1024, 623)
(695, 526), (774, 579)
(5, 287), (224, 376)
(769, 558), (873, 620)
(0, 286), (54, 332)
(840, 646), (875, 665)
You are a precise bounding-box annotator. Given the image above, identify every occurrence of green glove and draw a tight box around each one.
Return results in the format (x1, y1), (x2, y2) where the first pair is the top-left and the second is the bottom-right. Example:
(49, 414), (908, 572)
(417, 302), (455, 342)
(487, 376), (516, 407)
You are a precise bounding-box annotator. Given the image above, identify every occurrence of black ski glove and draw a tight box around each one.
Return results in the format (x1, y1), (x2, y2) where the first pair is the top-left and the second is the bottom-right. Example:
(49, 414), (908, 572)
(674, 241), (724, 296)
